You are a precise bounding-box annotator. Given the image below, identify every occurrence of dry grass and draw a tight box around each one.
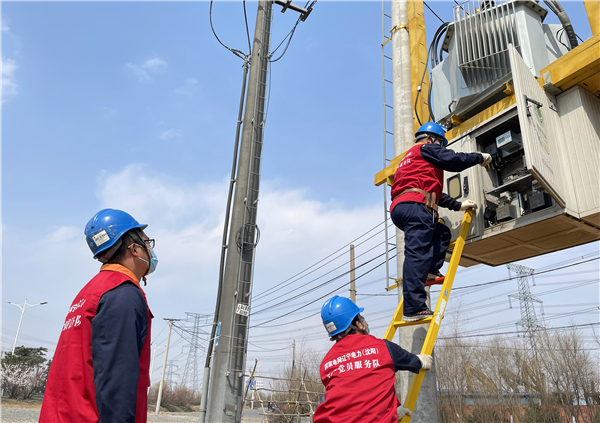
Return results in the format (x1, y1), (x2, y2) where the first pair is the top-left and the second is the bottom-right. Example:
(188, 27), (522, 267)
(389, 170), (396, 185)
(1, 397), (43, 409)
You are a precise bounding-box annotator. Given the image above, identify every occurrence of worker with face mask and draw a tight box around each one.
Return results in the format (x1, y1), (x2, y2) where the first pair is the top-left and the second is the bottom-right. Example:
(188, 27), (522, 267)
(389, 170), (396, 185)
(313, 296), (432, 423)
(40, 209), (157, 423)
(390, 122), (491, 321)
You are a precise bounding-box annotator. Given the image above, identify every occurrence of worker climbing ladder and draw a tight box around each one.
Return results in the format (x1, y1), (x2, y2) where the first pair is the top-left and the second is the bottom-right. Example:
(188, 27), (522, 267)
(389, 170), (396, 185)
(383, 209), (474, 423)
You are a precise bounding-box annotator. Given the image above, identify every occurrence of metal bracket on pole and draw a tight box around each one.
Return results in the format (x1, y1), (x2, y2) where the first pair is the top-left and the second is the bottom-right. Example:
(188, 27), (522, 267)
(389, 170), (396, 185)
(274, 0), (314, 21)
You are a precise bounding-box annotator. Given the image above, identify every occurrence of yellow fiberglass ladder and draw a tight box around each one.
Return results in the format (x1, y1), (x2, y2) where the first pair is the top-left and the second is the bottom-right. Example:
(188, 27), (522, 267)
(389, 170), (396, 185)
(384, 209), (474, 423)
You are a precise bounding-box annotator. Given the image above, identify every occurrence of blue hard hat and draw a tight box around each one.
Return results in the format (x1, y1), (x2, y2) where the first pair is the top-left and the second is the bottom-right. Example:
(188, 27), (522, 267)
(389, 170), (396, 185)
(321, 296), (364, 337)
(415, 122), (448, 146)
(84, 209), (147, 259)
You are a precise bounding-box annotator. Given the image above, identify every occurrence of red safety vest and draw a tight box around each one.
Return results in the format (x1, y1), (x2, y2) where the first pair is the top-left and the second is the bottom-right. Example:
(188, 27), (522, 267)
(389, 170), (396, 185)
(40, 265), (152, 423)
(313, 334), (400, 423)
(390, 143), (444, 213)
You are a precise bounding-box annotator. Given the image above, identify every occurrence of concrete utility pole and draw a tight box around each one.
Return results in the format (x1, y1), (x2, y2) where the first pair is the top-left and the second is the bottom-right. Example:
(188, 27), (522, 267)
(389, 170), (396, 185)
(202, 2), (313, 421)
(391, 1), (439, 421)
(292, 340), (296, 377)
(349, 245), (356, 303)
(4, 299), (48, 353)
(155, 318), (180, 415)
(205, 2), (273, 421)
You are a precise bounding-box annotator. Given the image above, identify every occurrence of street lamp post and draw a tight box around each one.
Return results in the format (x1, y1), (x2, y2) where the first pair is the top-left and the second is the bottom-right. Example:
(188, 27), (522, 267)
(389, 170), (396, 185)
(5, 299), (48, 353)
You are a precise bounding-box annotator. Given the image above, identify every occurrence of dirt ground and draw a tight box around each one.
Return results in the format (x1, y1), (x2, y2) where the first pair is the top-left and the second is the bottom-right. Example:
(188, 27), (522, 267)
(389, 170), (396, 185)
(0, 398), (266, 422)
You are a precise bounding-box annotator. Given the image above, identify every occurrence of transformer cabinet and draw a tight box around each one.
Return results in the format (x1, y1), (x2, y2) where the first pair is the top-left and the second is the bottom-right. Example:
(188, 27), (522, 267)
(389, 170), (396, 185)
(440, 45), (600, 267)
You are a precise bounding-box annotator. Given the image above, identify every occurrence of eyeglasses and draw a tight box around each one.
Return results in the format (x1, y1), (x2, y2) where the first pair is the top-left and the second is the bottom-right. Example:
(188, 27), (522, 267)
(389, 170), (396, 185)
(143, 239), (155, 249)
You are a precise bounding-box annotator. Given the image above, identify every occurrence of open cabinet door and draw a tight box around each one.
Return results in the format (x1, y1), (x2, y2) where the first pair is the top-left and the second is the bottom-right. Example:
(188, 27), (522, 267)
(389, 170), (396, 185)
(508, 44), (566, 208)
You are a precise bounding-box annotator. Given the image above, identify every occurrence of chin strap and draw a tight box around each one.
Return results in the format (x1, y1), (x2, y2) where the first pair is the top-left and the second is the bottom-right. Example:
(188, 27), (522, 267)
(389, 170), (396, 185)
(331, 322), (366, 342)
(97, 239), (122, 263)
(142, 276), (147, 286)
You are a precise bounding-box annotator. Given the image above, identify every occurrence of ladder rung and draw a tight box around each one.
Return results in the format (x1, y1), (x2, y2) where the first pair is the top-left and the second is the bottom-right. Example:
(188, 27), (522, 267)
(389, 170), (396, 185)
(385, 79), (393, 84)
(426, 276), (445, 287)
(385, 103), (393, 109)
(385, 131), (394, 135)
(387, 276), (445, 292)
(384, 55), (392, 60)
(384, 13), (391, 18)
(393, 316), (433, 328)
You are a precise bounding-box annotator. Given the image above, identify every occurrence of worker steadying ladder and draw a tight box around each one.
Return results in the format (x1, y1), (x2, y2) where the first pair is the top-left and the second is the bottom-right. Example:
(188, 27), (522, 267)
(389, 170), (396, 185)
(313, 296), (432, 423)
(390, 122), (491, 321)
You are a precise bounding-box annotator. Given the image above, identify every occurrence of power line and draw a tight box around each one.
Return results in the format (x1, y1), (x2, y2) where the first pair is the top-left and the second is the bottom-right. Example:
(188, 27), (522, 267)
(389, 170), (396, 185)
(250, 252), (397, 328)
(424, 1), (444, 24)
(269, 0), (316, 62)
(252, 248), (394, 316)
(252, 236), (393, 311)
(438, 321), (600, 340)
(209, 0), (248, 59)
(246, 258), (599, 343)
(243, 1), (252, 53)
(253, 218), (391, 301)
(452, 256), (599, 290)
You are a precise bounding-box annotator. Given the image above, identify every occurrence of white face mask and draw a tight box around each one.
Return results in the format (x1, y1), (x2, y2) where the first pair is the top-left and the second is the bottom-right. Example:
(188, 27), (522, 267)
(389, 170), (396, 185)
(130, 242), (158, 275)
(137, 248), (158, 275)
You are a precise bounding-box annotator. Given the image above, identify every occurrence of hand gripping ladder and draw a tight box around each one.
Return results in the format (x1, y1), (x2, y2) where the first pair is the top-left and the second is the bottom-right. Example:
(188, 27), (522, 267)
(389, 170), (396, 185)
(383, 209), (474, 423)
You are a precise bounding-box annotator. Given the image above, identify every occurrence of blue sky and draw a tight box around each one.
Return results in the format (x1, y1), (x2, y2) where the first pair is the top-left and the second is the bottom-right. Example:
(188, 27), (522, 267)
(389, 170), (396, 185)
(2, 1), (597, 386)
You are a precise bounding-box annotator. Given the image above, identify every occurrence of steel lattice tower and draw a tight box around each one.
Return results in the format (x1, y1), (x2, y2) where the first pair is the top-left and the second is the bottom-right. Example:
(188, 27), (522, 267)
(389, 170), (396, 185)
(507, 263), (544, 346)
(181, 312), (205, 392)
(165, 359), (179, 387)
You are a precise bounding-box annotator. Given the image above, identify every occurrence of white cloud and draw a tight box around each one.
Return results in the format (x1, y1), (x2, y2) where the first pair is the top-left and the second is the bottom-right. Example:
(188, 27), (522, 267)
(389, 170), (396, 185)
(124, 63), (153, 84)
(2, 21), (10, 33)
(43, 226), (80, 244)
(102, 107), (117, 120)
(5, 164), (383, 366)
(142, 58), (168, 72)
(124, 57), (168, 83)
(2, 58), (18, 101)
(160, 129), (181, 140)
(92, 164), (381, 294)
(174, 77), (199, 96)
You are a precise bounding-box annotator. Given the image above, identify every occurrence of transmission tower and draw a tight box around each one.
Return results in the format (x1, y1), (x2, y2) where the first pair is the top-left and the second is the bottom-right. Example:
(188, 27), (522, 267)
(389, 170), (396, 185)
(507, 263), (544, 346)
(181, 312), (207, 391)
(165, 360), (179, 387)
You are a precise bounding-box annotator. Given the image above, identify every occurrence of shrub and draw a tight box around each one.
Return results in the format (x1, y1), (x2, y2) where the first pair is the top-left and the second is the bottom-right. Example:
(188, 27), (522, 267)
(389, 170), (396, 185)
(521, 404), (561, 423)
(1, 347), (50, 399)
(147, 383), (200, 412)
(464, 407), (509, 423)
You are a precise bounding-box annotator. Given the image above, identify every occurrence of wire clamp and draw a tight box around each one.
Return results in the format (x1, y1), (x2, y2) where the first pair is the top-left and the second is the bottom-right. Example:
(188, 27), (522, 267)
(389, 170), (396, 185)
(382, 24), (408, 47)
(390, 24), (409, 35)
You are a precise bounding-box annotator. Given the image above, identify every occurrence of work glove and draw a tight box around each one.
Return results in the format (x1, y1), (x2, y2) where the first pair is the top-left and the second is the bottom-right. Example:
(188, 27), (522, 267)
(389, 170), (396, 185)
(479, 153), (492, 167)
(398, 406), (412, 419)
(459, 200), (478, 211)
(417, 354), (433, 370)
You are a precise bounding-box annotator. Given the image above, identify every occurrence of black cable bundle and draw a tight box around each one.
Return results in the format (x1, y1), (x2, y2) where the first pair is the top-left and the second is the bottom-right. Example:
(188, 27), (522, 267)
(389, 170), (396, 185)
(415, 21), (450, 126)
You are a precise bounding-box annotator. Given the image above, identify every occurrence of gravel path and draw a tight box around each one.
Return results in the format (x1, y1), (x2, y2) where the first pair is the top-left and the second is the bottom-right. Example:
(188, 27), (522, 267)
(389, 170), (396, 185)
(0, 407), (266, 422)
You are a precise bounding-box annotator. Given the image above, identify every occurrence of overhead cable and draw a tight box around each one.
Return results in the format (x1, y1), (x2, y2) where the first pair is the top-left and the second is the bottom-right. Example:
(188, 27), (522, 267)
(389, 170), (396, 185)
(210, 0), (249, 59)
(252, 234), (393, 310)
(252, 219), (392, 301)
(424, 2), (445, 24)
(243, 1), (252, 53)
(251, 247), (394, 315)
(250, 252), (397, 328)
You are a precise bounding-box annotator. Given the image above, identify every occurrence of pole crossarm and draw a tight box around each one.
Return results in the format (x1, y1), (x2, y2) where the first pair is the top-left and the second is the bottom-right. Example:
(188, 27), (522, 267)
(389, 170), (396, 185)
(382, 209), (473, 422)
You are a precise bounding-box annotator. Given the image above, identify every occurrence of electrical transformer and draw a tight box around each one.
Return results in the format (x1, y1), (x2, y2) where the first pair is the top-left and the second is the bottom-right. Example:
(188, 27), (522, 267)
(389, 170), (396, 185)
(431, 0), (568, 127)
(438, 44), (600, 267)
